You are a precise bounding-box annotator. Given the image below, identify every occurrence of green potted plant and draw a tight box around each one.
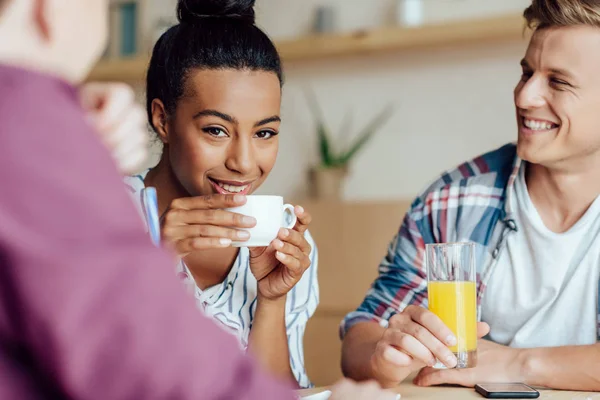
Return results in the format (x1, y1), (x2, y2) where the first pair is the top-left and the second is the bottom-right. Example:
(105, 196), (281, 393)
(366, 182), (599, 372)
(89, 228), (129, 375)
(305, 89), (393, 199)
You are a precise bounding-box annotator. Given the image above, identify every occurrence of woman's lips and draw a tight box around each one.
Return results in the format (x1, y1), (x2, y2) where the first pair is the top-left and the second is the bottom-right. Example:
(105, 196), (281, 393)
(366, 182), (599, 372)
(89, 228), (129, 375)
(209, 178), (252, 195)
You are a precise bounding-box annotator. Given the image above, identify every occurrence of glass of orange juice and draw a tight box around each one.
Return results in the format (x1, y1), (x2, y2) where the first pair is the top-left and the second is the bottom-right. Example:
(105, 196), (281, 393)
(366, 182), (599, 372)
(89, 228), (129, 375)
(426, 242), (477, 369)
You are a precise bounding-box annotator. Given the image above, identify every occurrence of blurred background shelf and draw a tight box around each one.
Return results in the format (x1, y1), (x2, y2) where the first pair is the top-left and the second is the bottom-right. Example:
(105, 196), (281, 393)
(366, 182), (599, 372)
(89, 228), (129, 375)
(88, 12), (526, 82)
(89, 56), (150, 82)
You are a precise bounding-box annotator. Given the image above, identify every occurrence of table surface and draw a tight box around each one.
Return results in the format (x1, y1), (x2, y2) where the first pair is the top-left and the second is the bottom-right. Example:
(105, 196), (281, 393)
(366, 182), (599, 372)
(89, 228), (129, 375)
(297, 381), (600, 400)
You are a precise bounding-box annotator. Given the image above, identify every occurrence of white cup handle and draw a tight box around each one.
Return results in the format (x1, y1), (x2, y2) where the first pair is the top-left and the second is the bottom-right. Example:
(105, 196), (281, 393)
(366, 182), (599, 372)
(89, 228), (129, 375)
(283, 204), (297, 229)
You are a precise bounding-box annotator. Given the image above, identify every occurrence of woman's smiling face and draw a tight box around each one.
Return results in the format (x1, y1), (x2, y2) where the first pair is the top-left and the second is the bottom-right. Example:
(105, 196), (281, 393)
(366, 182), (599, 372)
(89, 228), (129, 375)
(161, 68), (282, 197)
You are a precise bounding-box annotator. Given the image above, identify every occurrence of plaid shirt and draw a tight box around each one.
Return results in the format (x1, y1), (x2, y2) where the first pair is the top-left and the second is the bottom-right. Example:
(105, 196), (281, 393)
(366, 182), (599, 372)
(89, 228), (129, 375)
(341, 143), (600, 341)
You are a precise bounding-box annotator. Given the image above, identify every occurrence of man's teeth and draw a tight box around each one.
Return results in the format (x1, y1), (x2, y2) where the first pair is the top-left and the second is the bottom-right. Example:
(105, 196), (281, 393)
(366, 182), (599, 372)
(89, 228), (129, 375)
(524, 118), (557, 131)
(217, 182), (249, 193)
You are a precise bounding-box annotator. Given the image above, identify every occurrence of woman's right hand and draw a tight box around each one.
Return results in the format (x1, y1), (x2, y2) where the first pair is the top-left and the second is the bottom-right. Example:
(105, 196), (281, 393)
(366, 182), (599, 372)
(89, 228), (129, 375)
(160, 194), (256, 256)
(329, 379), (400, 400)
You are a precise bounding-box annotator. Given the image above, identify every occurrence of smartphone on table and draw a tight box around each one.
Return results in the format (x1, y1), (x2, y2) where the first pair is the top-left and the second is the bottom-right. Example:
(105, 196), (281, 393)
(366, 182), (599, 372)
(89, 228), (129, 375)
(475, 383), (540, 398)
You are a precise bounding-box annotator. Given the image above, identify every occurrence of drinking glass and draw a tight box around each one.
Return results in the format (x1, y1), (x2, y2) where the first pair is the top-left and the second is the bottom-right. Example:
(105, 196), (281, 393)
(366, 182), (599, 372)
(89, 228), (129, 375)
(426, 242), (478, 369)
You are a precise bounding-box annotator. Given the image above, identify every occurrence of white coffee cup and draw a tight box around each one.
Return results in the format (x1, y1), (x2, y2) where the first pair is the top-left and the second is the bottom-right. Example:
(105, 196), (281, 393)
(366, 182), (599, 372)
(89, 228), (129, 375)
(226, 195), (297, 247)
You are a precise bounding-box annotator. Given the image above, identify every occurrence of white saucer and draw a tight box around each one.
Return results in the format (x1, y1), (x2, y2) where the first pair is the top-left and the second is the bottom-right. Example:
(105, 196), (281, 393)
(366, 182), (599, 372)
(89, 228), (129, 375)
(300, 390), (331, 400)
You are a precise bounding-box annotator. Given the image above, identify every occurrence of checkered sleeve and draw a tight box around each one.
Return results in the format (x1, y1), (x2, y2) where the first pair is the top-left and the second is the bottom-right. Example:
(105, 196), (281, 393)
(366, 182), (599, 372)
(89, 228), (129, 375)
(339, 144), (515, 338)
(340, 200), (429, 338)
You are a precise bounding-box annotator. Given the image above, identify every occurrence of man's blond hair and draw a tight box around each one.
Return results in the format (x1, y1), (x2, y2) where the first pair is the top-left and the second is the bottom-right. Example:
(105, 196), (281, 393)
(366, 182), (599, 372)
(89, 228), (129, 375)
(524, 0), (600, 29)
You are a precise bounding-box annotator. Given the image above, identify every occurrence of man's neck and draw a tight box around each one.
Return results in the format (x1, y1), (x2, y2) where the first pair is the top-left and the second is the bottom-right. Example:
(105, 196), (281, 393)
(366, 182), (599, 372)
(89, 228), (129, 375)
(525, 156), (600, 233)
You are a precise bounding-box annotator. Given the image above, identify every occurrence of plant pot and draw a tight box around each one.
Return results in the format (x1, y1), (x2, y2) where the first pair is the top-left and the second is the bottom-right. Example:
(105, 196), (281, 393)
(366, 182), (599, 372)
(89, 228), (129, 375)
(308, 166), (348, 200)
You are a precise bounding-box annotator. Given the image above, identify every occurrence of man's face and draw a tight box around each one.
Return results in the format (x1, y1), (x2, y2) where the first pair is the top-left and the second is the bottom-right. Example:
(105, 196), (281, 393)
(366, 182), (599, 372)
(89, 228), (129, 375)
(46, 0), (108, 81)
(514, 25), (600, 170)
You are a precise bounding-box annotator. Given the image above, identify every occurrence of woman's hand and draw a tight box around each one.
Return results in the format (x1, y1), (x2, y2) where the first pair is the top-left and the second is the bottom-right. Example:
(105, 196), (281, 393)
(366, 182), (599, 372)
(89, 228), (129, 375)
(249, 206), (312, 300)
(161, 194), (256, 257)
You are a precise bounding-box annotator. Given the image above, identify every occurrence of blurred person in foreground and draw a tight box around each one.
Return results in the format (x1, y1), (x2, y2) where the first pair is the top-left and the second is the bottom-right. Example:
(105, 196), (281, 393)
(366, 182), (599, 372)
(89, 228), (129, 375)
(0, 0), (396, 398)
(341, 0), (600, 392)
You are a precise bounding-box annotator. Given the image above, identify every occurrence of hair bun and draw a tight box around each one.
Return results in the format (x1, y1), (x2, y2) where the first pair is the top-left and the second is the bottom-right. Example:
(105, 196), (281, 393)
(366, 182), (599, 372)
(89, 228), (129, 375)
(177, 0), (256, 24)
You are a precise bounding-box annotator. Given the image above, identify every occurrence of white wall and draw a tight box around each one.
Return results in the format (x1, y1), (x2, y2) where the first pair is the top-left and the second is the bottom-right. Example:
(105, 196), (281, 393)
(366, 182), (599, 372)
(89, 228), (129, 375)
(252, 0), (530, 200)
(259, 41), (525, 200)
(143, 0), (532, 200)
(255, 0), (529, 38)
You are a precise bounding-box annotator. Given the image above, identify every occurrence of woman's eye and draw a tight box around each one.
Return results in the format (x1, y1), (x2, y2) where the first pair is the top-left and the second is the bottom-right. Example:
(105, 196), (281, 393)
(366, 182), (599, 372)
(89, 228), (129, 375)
(203, 127), (228, 137)
(255, 130), (278, 139)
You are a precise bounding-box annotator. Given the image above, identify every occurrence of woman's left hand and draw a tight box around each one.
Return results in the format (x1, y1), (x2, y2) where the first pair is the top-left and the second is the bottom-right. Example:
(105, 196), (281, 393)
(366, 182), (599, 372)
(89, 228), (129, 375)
(249, 205), (312, 301)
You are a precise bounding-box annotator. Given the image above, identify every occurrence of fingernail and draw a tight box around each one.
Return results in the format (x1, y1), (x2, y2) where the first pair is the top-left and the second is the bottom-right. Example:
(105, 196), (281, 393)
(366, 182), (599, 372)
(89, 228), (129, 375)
(280, 228), (289, 237)
(273, 239), (283, 249)
(383, 347), (405, 366)
(243, 216), (256, 225)
(446, 354), (457, 367)
(296, 205), (304, 214)
(236, 231), (250, 239)
(234, 194), (246, 203)
(219, 238), (232, 246)
(276, 251), (286, 260)
(446, 335), (457, 346)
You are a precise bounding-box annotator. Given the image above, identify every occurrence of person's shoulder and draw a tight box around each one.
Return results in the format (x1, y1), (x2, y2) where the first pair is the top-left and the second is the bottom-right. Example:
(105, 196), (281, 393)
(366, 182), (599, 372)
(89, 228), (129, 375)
(122, 173), (148, 221)
(0, 67), (85, 151)
(0, 66), (80, 123)
(416, 143), (517, 203)
(123, 173), (147, 197)
(0, 67), (116, 181)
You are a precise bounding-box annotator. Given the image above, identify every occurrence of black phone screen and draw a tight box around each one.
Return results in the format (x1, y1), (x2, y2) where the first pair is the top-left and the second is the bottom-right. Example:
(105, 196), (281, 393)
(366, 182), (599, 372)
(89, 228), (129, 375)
(475, 383), (540, 398)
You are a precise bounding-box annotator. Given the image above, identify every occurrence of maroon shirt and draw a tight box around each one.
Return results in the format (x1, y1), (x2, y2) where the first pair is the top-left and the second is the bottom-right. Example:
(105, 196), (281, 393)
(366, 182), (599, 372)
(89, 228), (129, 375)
(0, 64), (295, 400)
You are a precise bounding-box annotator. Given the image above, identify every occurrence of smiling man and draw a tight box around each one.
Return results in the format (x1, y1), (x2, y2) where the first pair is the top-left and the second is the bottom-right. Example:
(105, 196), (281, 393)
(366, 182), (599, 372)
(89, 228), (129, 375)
(340, 0), (600, 392)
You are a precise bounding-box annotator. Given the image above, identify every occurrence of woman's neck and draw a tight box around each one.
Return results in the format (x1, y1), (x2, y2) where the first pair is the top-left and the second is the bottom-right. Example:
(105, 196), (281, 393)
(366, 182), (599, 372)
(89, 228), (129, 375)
(144, 152), (188, 217)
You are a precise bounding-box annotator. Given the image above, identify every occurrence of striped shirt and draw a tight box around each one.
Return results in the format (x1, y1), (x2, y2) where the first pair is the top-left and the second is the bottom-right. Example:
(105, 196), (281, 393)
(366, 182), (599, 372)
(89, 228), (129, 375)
(341, 143), (600, 341)
(125, 173), (319, 388)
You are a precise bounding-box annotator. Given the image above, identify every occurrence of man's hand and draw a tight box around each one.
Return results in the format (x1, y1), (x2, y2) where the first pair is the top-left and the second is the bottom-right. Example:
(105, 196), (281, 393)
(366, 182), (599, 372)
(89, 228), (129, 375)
(413, 339), (526, 387)
(369, 305), (490, 387)
(80, 82), (149, 175)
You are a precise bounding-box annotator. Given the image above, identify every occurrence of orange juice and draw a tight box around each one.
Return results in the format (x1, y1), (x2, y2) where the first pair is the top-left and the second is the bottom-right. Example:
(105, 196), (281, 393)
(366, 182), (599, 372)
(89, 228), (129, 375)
(428, 281), (477, 353)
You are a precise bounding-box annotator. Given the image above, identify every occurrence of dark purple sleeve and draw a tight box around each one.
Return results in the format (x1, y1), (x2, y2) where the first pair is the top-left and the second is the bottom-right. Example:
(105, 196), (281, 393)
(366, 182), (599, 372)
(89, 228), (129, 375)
(0, 75), (294, 400)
